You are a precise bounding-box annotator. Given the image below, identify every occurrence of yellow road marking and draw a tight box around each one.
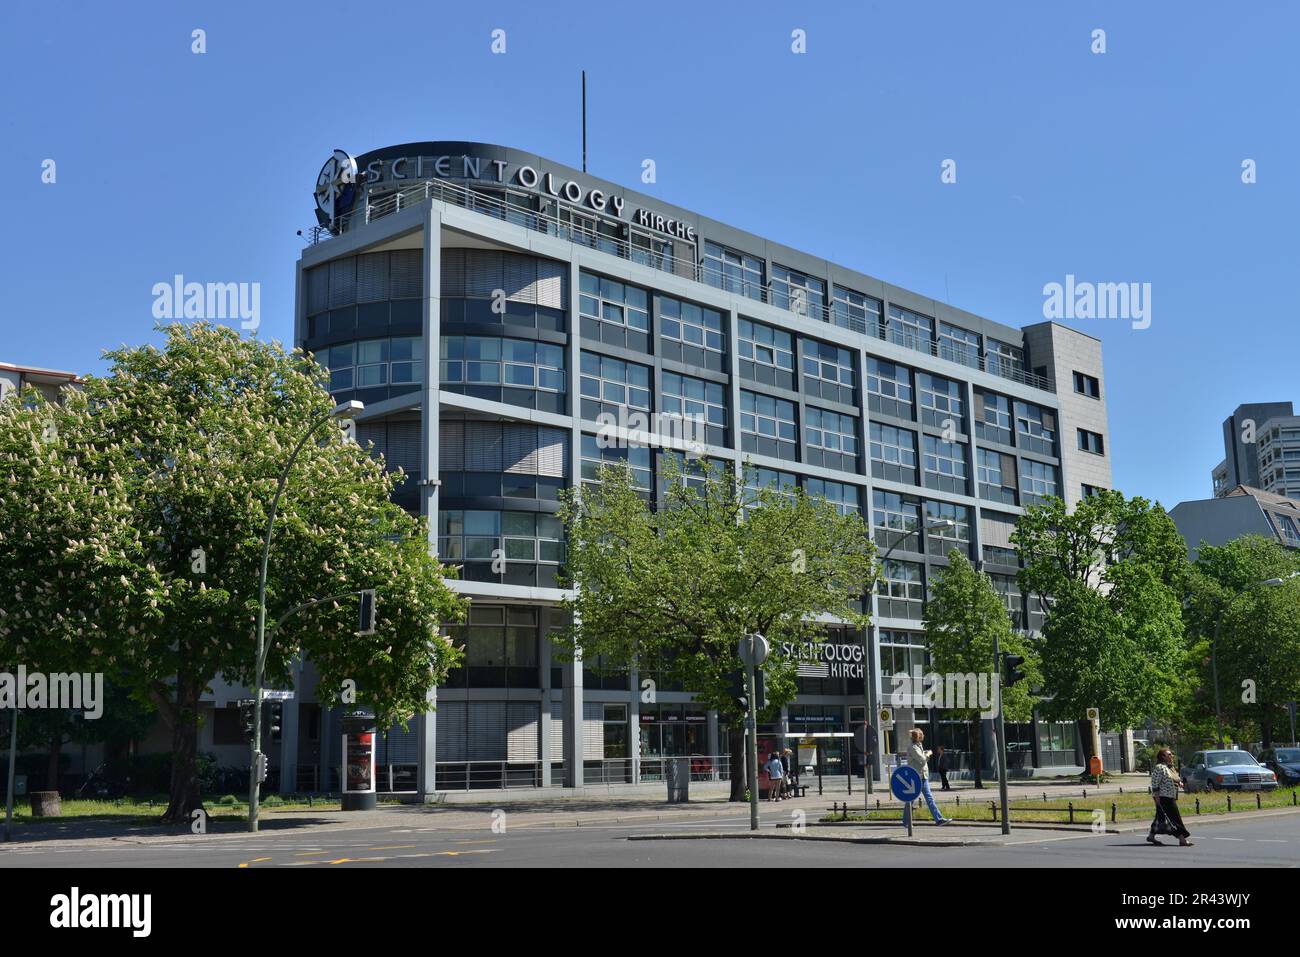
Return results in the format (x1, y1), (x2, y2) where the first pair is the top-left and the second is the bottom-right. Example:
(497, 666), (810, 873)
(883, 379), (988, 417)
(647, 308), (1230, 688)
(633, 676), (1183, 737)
(238, 857), (273, 868)
(369, 844), (417, 850)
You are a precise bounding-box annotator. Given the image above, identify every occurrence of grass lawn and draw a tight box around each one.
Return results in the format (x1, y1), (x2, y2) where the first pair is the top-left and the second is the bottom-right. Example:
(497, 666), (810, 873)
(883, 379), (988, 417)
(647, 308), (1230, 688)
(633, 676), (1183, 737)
(822, 785), (1300, 825)
(6, 795), (351, 824)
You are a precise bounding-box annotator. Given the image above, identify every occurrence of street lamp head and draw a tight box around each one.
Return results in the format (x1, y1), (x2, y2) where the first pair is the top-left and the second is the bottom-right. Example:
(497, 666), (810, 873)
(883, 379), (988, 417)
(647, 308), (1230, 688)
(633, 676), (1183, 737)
(925, 518), (956, 530)
(331, 400), (365, 419)
(1262, 578), (1285, 587)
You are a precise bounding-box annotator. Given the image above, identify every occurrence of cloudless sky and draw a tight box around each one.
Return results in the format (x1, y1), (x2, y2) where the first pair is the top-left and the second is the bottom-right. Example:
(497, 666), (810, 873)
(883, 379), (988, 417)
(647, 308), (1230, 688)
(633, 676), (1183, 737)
(2, 0), (1297, 510)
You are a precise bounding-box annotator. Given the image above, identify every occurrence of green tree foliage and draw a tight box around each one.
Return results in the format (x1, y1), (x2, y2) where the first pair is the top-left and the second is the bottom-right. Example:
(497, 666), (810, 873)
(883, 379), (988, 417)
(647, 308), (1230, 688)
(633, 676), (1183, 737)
(0, 323), (465, 820)
(556, 456), (876, 800)
(1011, 490), (1189, 743)
(1184, 535), (1300, 749)
(922, 550), (1036, 786)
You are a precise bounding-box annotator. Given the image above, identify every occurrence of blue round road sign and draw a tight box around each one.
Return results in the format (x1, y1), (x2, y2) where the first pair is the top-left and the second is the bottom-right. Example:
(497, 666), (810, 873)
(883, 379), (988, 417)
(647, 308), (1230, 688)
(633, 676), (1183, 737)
(891, 765), (923, 802)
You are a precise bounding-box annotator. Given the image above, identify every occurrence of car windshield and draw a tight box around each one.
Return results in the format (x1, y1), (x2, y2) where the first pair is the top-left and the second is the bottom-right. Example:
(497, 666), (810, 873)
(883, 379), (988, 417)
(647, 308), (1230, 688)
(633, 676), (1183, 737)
(1276, 749), (1300, 763)
(1207, 751), (1255, 767)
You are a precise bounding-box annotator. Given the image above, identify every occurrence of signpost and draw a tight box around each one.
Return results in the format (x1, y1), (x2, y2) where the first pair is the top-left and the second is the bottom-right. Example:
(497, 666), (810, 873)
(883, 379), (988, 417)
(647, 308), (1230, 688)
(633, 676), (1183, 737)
(891, 765), (923, 838)
(739, 633), (769, 832)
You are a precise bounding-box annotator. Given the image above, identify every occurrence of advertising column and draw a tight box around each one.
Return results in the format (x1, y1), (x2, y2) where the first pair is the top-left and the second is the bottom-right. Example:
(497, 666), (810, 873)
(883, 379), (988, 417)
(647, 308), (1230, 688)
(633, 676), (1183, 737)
(341, 711), (378, 811)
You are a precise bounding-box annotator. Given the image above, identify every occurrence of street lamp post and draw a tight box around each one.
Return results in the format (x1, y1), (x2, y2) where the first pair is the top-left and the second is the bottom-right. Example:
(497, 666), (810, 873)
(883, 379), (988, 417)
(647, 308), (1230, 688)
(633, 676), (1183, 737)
(864, 517), (954, 813)
(248, 400), (362, 833)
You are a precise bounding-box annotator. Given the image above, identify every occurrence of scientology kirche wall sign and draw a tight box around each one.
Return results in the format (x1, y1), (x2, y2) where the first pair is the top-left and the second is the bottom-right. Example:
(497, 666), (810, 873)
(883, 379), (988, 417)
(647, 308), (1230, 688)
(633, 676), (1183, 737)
(314, 142), (699, 243)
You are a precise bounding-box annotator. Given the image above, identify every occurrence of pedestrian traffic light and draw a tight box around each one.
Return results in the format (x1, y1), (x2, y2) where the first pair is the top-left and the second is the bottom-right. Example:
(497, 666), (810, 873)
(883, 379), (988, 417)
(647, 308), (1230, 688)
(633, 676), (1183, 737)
(1002, 653), (1027, 687)
(267, 702), (283, 739)
(358, 588), (377, 635)
(254, 751), (268, 784)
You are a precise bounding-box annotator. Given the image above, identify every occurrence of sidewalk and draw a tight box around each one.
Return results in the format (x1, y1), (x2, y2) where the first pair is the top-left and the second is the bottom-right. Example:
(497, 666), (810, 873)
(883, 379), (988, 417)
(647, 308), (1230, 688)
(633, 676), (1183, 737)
(0, 772), (1152, 850)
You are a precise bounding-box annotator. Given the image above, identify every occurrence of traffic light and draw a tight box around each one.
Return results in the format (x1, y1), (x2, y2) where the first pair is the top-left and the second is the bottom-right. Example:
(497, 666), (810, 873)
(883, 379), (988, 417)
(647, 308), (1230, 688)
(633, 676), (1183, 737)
(727, 669), (768, 712)
(1002, 653), (1027, 687)
(267, 702), (283, 740)
(358, 589), (377, 635)
(254, 751), (268, 784)
(239, 700), (256, 741)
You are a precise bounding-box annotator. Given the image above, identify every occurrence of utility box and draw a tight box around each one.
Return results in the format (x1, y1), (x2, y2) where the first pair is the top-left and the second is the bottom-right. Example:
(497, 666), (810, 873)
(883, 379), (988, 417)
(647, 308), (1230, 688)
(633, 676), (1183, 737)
(665, 757), (690, 803)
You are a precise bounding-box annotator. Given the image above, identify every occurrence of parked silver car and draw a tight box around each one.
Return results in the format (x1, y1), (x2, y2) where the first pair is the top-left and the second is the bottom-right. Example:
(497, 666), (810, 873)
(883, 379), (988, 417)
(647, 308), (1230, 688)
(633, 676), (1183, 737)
(1180, 749), (1278, 793)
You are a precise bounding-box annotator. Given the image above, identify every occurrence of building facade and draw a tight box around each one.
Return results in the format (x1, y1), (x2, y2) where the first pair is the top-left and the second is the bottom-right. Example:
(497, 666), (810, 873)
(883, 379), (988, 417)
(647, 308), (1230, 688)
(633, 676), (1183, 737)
(1212, 402), (1300, 500)
(0, 362), (80, 403)
(271, 141), (1116, 795)
(1172, 484), (1300, 559)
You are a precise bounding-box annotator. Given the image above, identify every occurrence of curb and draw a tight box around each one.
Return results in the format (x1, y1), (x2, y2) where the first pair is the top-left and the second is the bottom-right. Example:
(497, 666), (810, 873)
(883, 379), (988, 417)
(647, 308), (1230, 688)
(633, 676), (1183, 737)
(627, 831), (998, 848)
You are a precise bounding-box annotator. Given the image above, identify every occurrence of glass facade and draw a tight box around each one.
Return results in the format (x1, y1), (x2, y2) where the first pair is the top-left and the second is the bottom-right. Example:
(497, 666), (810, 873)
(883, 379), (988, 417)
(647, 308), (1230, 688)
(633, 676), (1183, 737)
(299, 150), (1089, 786)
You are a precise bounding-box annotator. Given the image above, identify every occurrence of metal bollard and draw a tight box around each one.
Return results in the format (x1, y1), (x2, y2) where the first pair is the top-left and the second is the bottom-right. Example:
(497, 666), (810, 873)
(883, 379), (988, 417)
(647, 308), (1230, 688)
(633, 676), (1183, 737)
(1195, 798), (1200, 815)
(1227, 795), (1233, 812)
(1256, 793), (1262, 810)
(1111, 802), (1117, 823)
(1068, 802), (1075, 824)
(990, 801), (997, 822)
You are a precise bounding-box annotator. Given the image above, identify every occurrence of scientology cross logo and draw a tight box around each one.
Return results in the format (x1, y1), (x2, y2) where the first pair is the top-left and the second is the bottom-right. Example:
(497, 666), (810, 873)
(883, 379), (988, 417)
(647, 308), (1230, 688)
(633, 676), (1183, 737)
(315, 148), (359, 226)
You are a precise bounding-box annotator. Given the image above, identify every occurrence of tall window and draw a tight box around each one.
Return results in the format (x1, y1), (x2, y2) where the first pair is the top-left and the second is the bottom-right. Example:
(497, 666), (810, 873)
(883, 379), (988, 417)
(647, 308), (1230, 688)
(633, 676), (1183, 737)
(925, 501), (972, 557)
(737, 319), (794, 378)
(872, 490), (920, 551)
(986, 339), (1026, 377)
(740, 390), (799, 461)
(884, 305), (934, 352)
(869, 423), (917, 479)
(660, 296), (725, 354)
(866, 358), (914, 417)
(578, 272), (649, 332)
(1019, 459), (1059, 506)
(805, 406), (859, 471)
(923, 436), (969, 484)
(878, 560), (925, 619)
(805, 477), (862, 516)
(579, 352), (652, 422)
(832, 285), (881, 335)
(977, 449), (1017, 505)
(580, 435), (652, 493)
(771, 265), (827, 320)
(917, 372), (964, 430)
(801, 339), (856, 404)
(1015, 402), (1057, 456)
(661, 371), (727, 435)
(938, 322), (981, 369)
(701, 241), (764, 299)
(975, 391), (1012, 446)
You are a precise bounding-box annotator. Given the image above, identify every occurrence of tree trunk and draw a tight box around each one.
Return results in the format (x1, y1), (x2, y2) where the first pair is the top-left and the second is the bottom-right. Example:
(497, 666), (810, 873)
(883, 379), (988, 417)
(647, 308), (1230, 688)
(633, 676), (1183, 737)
(46, 736), (63, 794)
(970, 719), (984, 789)
(727, 722), (746, 802)
(162, 679), (203, 824)
(1261, 716), (1273, 750)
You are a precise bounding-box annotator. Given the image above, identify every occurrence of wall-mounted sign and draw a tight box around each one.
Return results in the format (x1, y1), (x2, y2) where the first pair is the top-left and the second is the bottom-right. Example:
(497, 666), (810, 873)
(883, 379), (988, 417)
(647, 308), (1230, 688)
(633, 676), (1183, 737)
(779, 640), (865, 679)
(316, 147), (697, 242)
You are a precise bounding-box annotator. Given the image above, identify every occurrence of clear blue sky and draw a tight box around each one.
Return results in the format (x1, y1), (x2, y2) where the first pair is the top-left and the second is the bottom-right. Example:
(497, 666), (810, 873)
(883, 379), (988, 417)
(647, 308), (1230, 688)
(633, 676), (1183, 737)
(3, 0), (1296, 510)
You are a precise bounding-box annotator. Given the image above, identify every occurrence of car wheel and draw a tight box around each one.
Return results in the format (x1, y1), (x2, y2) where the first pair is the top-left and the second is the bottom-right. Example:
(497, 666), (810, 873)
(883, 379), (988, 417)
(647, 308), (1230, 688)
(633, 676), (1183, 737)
(1205, 779), (1216, 792)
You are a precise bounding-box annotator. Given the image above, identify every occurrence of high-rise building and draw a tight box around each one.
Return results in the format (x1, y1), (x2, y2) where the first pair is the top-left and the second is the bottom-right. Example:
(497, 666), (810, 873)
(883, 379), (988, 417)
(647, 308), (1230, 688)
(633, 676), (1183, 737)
(281, 141), (1116, 794)
(1212, 402), (1300, 499)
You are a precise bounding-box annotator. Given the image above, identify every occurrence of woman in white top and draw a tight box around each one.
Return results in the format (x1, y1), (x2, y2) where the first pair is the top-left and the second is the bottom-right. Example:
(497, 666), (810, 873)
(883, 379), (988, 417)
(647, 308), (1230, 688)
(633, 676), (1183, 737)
(907, 729), (951, 825)
(1148, 748), (1192, 846)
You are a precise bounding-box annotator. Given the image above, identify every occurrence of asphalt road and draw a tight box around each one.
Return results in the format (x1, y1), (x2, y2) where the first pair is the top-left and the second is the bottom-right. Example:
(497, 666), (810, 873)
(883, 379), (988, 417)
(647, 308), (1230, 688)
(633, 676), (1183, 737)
(3, 809), (1300, 868)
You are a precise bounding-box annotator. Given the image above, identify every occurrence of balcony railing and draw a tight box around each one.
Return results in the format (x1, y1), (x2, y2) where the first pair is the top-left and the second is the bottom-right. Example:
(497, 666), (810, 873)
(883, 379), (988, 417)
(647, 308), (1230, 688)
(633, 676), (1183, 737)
(307, 178), (1055, 394)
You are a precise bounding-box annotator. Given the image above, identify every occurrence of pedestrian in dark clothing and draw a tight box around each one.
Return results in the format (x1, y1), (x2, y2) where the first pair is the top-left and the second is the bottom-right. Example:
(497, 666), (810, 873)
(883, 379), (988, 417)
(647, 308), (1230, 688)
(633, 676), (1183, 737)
(935, 744), (952, 791)
(1148, 748), (1193, 846)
